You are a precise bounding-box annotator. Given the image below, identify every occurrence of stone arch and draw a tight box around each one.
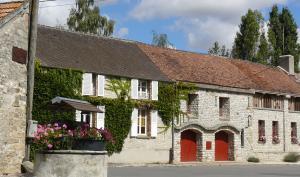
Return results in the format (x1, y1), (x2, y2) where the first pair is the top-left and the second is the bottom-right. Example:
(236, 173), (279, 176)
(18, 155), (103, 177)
(180, 129), (203, 162)
(214, 130), (235, 161)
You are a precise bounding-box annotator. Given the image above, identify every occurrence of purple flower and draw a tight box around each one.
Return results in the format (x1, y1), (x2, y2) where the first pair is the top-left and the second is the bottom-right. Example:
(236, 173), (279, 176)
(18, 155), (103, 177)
(47, 144), (53, 149)
(62, 124), (67, 129)
(54, 123), (59, 127)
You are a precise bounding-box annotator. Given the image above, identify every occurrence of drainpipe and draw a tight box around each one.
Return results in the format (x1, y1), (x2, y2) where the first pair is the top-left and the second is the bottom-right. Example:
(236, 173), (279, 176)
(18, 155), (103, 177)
(170, 81), (178, 164)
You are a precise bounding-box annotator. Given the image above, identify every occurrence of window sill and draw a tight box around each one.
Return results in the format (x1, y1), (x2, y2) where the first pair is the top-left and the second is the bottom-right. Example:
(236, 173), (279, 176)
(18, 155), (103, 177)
(288, 111), (300, 113)
(252, 107), (283, 112)
(130, 136), (154, 139)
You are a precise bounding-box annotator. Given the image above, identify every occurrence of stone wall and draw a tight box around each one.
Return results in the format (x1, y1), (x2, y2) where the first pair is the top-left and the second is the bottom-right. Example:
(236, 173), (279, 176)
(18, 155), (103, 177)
(0, 9), (28, 173)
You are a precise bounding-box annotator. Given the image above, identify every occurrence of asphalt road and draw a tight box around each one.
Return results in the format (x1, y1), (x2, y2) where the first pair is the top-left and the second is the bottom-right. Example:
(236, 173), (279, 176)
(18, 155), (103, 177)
(109, 164), (300, 177)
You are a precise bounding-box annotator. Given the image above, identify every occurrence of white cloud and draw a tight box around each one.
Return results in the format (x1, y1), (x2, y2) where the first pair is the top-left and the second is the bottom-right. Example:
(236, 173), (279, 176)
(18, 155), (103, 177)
(298, 28), (300, 43)
(38, 0), (75, 27)
(115, 27), (129, 38)
(130, 0), (288, 50)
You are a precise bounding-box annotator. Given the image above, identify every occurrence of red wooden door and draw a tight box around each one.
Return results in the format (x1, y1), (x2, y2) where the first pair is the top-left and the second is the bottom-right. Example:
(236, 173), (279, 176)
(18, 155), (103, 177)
(215, 131), (229, 161)
(181, 130), (197, 162)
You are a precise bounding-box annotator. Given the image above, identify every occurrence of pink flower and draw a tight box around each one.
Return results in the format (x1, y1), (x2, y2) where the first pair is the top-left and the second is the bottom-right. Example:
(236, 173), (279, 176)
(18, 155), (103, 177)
(68, 130), (73, 136)
(47, 144), (53, 149)
(63, 124), (67, 129)
(44, 132), (49, 136)
(35, 135), (40, 140)
(54, 123), (59, 127)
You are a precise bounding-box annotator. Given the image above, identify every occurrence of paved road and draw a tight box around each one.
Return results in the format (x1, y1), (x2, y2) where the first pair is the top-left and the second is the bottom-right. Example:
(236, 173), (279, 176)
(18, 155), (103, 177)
(109, 165), (300, 177)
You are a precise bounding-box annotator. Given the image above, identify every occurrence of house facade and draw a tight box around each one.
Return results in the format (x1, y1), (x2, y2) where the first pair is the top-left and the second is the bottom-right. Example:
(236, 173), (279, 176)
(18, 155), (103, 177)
(139, 43), (300, 162)
(0, 1), (29, 173)
(37, 26), (300, 164)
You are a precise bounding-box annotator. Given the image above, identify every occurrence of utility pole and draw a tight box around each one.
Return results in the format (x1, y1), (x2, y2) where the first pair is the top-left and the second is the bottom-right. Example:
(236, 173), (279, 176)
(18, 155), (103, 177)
(25, 0), (39, 161)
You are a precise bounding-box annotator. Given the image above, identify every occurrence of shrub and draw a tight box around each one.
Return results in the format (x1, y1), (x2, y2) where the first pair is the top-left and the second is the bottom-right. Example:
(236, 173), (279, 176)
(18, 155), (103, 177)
(283, 153), (299, 162)
(247, 156), (260, 163)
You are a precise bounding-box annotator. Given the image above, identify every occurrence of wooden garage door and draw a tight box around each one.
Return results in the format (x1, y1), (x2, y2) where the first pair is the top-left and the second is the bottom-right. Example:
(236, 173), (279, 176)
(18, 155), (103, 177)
(181, 130), (197, 162)
(215, 131), (229, 161)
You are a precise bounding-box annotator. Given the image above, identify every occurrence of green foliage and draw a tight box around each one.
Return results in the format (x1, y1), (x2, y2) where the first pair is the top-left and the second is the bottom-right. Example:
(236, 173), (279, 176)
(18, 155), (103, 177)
(268, 5), (299, 71)
(157, 82), (196, 126)
(208, 41), (231, 57)
(67, 0), (115, 36)
(85, 97), (133, 155)
(152, 31), (173, 48)
(283, 152), (299, 162)
(255, 32), (269, 65)
(33, 61), (83, 124)
(232, 9), (263, 61)
(106, 77), (131, 100)
(247, 156), (260, 163)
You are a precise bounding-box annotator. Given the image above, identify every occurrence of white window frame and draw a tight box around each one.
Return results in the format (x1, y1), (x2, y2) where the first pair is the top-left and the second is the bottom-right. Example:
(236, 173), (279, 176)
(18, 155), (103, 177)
(137, 109), (147, 136)
(138, 80), (149, 99)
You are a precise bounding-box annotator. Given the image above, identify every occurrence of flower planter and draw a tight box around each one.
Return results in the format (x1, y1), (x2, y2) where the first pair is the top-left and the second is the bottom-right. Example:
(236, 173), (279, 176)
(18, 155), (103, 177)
(72, 139), (106, 151)
(34, 150), (108, 177)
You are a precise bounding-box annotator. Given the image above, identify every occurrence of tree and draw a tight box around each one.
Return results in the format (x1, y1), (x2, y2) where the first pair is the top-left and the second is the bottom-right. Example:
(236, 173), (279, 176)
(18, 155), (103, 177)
(268, 5), (299, 71)
(268, 5), (282, 66)
(67, 0), (115, 36)
(280, 7), (299, 71)
(208, 42), (231, 57)
(232, 9), (263, 61)
(152, 31), (173, 48)
(208, 41), (220, 55)
(256, 32), (269, 64)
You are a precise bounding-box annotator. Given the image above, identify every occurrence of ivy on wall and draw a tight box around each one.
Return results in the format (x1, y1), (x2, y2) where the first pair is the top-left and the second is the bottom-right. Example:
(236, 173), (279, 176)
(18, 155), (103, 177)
(85, 97), (133, 155)
(157, 82), (196, 126)
(33, 61), (83, 125)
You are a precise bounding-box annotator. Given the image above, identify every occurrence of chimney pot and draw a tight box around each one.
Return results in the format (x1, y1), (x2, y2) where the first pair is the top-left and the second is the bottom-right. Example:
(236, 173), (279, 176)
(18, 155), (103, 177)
(279, 55), (294, 75)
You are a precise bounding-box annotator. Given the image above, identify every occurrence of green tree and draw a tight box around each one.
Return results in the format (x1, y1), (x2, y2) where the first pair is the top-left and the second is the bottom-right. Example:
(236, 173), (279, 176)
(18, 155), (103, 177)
(152, 31), (173, 48)
(280, 7), (299, 71)
(256, 32), (269, 64)
(232, 9), (263, 61)
(67, 0), (115, 36)
(208, 41), (220, 55)
(268, 5), (283, 66)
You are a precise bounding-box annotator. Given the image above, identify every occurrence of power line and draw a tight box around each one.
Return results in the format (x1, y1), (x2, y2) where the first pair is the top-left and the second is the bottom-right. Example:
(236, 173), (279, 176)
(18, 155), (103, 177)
(39, 0), (106, 8)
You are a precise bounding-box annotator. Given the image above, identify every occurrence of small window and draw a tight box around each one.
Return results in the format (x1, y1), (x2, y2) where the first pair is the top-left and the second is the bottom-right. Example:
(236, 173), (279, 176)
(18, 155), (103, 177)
(289, 98), (300, 111)
(219, 97), (230, 120)
(258, 120), (266, 144)
(291, 122), (298, 144)
(272, 121), (280, 144)
(137, 109), (148, 136)
(187, 94), (198, 114)
(138, 80), (149, 99)
(241, 129), (244, 148)
(253, 94), (283, 110)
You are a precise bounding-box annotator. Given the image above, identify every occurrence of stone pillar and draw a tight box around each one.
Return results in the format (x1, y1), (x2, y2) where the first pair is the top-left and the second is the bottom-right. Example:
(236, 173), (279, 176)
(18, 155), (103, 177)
(34, 150), (108, 177)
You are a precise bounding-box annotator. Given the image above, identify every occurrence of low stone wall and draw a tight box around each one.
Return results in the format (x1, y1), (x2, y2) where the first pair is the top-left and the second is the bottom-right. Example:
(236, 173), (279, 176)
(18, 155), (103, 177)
(34, 150), (108, 177)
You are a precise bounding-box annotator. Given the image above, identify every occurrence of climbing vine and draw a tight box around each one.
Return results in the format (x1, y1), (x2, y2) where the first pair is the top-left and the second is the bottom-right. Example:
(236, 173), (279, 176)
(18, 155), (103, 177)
(157, 82), (196, 126)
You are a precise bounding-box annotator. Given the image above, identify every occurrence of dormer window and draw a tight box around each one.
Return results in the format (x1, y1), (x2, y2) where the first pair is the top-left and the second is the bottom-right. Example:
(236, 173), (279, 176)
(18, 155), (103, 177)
(138, 80), (149, 99)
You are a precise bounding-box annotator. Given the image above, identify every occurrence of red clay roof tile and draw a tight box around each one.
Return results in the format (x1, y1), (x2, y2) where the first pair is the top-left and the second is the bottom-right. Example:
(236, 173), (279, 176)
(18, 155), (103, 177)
(0, 1), (23, 20)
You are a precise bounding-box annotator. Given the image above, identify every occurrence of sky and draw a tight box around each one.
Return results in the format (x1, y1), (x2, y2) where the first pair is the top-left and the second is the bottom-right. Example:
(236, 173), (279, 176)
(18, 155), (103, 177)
(2, 0), (300, 53)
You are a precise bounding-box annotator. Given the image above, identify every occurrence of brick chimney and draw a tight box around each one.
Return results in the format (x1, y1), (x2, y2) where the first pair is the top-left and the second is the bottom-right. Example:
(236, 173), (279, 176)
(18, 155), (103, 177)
(278, 55), (294, 75)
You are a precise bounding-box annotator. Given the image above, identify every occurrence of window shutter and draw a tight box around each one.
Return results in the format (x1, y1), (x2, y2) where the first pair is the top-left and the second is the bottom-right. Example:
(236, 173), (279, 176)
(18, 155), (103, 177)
(89, 113), (93, 127)
(75, 110), (81, 122)
(151, 110), (158, 137)
(82, 73), (93, 95)
(131, 108), (138, 137)
(97, 75), (105, 96)
(96, 106), (105, 129)
(131, 79), (138, 99)
(151, 81), (158, 100)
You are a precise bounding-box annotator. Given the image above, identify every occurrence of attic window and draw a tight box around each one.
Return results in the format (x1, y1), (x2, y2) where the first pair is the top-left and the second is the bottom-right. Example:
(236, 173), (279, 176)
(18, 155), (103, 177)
(219, 97), (230, 120)
(12, 46), (27, 64)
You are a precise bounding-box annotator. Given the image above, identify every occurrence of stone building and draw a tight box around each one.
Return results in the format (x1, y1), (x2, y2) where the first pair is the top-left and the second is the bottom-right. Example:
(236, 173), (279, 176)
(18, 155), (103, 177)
(0, 1), (29, 174)
(36, 26), (300, 163)
(139, 44), (300, 162)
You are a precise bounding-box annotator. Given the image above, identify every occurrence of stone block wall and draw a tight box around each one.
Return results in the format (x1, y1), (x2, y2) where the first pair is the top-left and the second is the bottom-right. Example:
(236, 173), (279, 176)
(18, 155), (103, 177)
(0, 10), (28, 173)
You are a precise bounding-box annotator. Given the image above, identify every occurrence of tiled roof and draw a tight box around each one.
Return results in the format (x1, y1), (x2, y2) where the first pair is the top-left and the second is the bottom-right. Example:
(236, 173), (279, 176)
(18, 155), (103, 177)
(37, 26), (170, 82)
(137, 44), (300, 95)
(0, 1), (23, 20)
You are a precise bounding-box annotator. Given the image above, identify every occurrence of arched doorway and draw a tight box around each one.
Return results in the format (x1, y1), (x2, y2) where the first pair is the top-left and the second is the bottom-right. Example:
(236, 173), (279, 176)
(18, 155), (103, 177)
(180, 130), (201, 162)
(215, 130), (234, 161)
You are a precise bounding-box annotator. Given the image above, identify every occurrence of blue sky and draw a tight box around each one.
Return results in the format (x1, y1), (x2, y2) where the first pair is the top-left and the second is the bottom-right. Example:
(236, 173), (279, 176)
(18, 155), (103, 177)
(36, 0), (300, 54)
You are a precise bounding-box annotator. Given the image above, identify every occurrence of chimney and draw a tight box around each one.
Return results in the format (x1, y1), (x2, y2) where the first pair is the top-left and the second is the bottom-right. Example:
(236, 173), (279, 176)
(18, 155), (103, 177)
(278, 55), (294, 75)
